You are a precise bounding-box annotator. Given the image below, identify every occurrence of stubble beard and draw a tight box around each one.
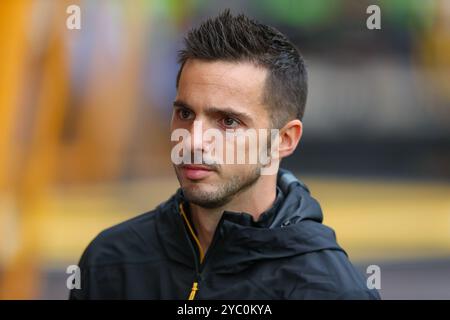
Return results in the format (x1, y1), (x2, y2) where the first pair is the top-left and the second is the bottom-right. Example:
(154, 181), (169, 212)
(174, 165), (262, 209)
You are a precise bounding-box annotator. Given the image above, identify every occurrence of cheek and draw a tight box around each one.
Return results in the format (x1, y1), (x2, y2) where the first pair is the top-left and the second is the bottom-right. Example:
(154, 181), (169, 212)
(223, 133), (253, 159)
(220, 162), (259, 179)
(170, 118), (184, 132)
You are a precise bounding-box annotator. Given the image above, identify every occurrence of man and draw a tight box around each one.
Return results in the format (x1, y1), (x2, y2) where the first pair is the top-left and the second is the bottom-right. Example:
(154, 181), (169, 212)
(70, 10), (380, 300)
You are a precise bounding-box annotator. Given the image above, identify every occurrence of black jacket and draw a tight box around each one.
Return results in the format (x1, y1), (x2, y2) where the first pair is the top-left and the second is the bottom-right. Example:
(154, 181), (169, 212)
(69, 169), (380, 300)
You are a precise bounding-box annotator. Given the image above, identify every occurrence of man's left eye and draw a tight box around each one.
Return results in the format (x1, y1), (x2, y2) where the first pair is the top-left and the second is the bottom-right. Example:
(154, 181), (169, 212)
(221, 117), (240, 128)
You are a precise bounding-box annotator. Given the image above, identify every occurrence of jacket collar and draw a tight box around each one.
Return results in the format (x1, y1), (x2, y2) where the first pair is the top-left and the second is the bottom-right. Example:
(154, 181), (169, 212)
(155, 169), (343, 273)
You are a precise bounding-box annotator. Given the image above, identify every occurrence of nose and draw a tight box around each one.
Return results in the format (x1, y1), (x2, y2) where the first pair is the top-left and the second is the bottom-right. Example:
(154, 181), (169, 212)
(191, 120), (204, 153)
(190, 120), (213, 164)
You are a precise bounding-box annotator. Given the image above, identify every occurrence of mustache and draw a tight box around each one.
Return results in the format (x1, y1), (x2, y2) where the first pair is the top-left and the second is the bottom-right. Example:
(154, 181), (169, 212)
(178, 153), (220, 171)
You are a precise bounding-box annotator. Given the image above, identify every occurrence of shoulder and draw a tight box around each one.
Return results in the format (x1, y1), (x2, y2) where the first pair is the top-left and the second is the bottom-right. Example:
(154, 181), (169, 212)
(316, 249), (381, 299)
(289, 245), (381, 299)
(69, 199), (179, 299)
(78, 204), (169, 269)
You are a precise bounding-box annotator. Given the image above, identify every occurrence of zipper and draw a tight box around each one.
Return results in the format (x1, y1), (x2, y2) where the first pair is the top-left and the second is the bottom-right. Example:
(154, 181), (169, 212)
(188, 281), (199, 300)
(180, 203), (205, 263)
(179, 203), (201, 299)
(179, 202), (224, 300)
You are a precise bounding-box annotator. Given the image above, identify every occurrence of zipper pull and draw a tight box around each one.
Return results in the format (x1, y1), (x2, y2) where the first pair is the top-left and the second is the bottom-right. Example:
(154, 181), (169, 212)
(188, 281), (199, 300)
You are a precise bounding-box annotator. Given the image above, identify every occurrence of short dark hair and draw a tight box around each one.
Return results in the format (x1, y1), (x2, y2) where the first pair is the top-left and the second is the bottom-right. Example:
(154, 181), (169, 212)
(176, 9), (308, 128)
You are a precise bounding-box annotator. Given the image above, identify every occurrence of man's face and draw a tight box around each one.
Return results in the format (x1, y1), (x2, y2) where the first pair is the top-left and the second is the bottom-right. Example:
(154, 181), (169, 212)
(171, 59), (272, 208)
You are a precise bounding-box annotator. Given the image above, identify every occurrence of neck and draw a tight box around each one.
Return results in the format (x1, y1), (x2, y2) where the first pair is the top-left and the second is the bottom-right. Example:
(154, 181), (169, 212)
(189, 174), (277, 255)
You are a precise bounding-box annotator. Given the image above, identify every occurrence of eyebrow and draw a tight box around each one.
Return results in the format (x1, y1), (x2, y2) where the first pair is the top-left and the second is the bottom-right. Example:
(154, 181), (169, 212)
(173, 100), (253, 125)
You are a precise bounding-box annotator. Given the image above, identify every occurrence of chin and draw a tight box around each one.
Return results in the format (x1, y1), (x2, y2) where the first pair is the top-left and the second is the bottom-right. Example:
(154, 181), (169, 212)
(182, 181), (214, 195)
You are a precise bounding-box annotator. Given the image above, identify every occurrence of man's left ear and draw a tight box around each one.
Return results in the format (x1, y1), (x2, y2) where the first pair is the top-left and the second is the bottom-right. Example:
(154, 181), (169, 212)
(278, 119), (303, 159)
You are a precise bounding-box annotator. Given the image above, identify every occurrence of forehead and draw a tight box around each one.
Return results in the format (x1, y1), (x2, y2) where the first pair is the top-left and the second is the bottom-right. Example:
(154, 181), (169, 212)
(176, 59), (268, 114)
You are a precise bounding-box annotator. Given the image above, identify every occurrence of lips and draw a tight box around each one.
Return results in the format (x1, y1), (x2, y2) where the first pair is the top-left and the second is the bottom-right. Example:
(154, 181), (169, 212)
(179, 164), (215, 180)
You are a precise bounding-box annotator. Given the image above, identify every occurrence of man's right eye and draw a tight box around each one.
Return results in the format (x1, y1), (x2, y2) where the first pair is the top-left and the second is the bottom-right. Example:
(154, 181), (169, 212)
(177, 109), (194, 120)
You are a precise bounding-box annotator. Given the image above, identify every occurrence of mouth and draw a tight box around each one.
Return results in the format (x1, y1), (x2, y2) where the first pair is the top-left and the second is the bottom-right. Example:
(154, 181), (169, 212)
(179, 164), (216, 180)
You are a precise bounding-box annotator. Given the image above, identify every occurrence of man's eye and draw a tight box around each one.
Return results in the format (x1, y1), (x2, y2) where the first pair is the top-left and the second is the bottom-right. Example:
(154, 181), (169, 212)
(178, 109), (194, 120)
(221, 117), (240, 129)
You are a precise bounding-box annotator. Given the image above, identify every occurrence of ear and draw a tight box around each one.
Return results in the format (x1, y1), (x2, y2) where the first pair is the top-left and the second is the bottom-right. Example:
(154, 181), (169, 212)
(278, 119), (303, 159)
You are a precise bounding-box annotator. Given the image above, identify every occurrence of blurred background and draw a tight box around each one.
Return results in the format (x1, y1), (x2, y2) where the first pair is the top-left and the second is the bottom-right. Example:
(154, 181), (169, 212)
(0, 0), (449, 299)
